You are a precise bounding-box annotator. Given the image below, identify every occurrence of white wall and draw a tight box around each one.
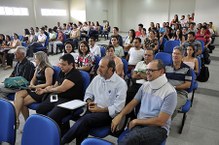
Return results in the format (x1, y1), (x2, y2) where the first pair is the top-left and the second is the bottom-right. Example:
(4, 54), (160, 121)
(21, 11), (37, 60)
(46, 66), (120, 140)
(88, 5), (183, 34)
(1, 0), (219, 36)
(70, 0), (86, 23)
(85, 0), (108, 24)
(0, 0), (69, 35)
(83, 0), (196, 32)
(120, 0), (169, 32)
(194, 0), (219, 29)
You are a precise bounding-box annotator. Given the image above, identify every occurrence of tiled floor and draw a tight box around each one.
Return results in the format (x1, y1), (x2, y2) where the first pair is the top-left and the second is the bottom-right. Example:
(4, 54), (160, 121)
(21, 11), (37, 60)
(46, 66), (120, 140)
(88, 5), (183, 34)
(1, 36), (219, 145)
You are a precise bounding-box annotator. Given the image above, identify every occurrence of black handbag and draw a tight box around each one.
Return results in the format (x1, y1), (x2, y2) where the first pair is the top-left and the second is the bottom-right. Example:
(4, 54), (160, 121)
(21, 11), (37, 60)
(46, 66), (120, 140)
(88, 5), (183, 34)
(197, 65), (209, 82)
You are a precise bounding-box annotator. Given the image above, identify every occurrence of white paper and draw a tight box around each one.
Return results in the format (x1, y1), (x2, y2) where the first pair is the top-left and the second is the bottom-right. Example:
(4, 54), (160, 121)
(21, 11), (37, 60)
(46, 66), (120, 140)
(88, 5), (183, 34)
(136, 79), (146, 84)
(58, 99), (86, 110)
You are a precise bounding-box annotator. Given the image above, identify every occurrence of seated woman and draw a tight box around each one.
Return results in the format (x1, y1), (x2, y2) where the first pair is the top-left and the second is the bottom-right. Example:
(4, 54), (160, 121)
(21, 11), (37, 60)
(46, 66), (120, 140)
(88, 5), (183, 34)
(183, 45), (199, 74)
(144, 30), (159, 53)
(111, 35), (124, 58)
(123, 29), (135, 53)
(171, 28), (185, 44)
(102, 21), (110, 39)
(106, 45), (124, 78)
(0, 35), (11, 67)
(14, 51), (54, 128)
(75, 41), (94, 72)
(4, 33), (21, 69)
(62, 41), (79, 60)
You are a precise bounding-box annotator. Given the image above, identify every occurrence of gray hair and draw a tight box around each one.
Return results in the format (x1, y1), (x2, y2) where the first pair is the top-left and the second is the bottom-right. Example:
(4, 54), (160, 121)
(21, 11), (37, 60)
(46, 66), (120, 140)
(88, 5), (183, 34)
(173, 46), (183, 55)
(16, 46), (26, 57)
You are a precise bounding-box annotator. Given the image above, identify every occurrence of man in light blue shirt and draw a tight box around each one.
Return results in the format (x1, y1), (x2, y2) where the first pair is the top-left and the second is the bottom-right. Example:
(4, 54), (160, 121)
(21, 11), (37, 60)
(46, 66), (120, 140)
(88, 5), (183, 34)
(61, 56), (127, 145)
(111, 59), (177, 145)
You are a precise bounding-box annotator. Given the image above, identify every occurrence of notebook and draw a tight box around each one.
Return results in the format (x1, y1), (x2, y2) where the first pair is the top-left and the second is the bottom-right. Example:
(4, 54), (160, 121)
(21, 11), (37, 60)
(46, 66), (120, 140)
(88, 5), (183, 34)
(58, 99), (87, 110)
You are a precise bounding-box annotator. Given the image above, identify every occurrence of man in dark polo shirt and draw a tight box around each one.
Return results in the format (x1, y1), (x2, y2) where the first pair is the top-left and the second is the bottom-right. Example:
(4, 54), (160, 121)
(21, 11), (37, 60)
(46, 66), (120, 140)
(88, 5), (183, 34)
(0, 46), (35, 98)
(165, 46), (192, 118)
(36, 53), (84, 134)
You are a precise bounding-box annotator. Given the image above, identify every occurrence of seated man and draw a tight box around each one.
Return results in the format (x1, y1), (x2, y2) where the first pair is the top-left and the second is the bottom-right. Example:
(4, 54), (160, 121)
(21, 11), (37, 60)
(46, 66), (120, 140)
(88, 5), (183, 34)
(182, 31), (202, 56)
(88, 37), (101, 57)
(61, 56), (127, 145)
(165, 46), (192, 118)
(0, 46), (35, 98)
(127, 49), (154, 104)
(126, 37), (144, 70)
(109, 27), (123, 47)
(111, 60), (177, 145)
(36, 54), (84, 133)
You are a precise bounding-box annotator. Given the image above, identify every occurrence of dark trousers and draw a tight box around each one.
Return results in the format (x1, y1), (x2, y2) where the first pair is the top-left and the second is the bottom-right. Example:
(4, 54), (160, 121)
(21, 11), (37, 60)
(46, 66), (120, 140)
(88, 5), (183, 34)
(36, 97), (72, 135)
(27, 42), (43, 57)
(61, 112), (112, 145)
(6, 53), (14, 66)
(119, 126), (167, 145)
(126, 83), (142, 119)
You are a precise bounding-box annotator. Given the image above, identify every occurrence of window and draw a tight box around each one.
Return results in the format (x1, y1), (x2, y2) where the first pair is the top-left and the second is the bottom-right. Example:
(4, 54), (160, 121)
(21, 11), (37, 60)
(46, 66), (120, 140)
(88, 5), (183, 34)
(0, 6), (29, 16)
(41, 8), (66, 16)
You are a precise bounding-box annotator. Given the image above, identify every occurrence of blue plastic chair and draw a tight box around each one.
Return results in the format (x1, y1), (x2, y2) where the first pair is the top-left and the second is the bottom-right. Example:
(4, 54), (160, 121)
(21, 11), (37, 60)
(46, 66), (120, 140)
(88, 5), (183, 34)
(164, 40), (180, 54)
(178, 69), (197, 133)
(34, 36), (49, 53)
(100, 46), (106, 57)
(155, 52), (172, 66)
(89, 126), (111, 138)
(21, 114), (60, 145)
(118, 129), (166, 145)
(0, 98), (16, 145)
(190, 70), (198, 107)
(81, 138), (113, 145)
(79, 70), (91, 92)
(121, 58), (128, 76)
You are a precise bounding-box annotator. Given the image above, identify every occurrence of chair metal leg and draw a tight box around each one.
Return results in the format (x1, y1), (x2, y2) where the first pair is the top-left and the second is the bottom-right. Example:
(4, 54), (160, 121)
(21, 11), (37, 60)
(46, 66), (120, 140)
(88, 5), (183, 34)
(179, 113), (187, 134)
(191, 90), (196, 107)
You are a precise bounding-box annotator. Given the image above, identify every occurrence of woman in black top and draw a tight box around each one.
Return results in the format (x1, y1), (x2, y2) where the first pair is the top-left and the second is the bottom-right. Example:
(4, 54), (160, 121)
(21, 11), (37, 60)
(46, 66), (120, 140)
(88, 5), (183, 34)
(14, 51), (54, 128)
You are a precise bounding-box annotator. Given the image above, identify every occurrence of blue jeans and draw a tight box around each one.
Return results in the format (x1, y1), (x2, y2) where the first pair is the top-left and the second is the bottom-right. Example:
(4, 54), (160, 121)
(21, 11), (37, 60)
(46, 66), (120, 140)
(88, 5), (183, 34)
(119, 126), (167, 145)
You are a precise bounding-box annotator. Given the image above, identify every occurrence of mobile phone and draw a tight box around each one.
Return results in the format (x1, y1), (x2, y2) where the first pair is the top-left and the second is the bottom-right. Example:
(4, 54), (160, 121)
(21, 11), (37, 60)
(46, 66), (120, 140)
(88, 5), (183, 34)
(30, 88), (36, 92)
(50, 94), (58, 103)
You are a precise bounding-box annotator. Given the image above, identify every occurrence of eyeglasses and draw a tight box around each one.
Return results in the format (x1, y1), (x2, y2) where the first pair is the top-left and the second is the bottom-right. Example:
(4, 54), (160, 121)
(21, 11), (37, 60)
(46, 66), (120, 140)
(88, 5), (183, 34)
(145, 68), (160, 73)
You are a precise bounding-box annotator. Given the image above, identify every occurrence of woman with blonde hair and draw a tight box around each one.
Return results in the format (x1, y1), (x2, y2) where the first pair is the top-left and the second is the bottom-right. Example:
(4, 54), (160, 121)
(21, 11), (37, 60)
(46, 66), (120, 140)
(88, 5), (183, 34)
(14, 51), (54, 128)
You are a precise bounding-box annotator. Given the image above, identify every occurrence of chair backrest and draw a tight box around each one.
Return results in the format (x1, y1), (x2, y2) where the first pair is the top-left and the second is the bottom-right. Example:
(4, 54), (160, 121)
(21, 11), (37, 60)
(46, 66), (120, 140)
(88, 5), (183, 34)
(21, 114), (60, 145)
(164, 40), (180, 53)
(121, 58), (128, 76)
(186, 69), (196, 93)
(81, 138), (113, 145)
(0, 99), (16, 145)
(100, 46), (106, 57)
(53, 66), (61, 84)
(197, 39), (205, 54)
(196, 56), (202, 76)
(79, 70), (90, 92)
(155, 52), (172, 66)
(44, 36), (49, 47)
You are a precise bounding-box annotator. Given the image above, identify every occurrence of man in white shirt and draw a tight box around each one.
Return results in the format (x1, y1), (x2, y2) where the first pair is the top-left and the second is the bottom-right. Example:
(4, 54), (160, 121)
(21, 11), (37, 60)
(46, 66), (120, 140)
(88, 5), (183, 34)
(88, 37), (101, 57)
(127, 38), (144, 69)
(61, 56), (127, 145)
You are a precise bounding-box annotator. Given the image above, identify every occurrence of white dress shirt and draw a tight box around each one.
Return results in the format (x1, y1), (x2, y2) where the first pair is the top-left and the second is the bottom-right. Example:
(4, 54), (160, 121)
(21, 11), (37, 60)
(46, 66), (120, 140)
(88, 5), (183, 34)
(84, 73), (127, 118)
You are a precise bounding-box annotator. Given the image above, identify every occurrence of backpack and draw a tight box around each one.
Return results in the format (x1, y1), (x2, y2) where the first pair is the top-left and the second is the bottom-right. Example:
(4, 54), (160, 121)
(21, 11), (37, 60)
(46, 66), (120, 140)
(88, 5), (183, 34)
(4, 76), (29, 90)
(197, 65), (209, 82)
